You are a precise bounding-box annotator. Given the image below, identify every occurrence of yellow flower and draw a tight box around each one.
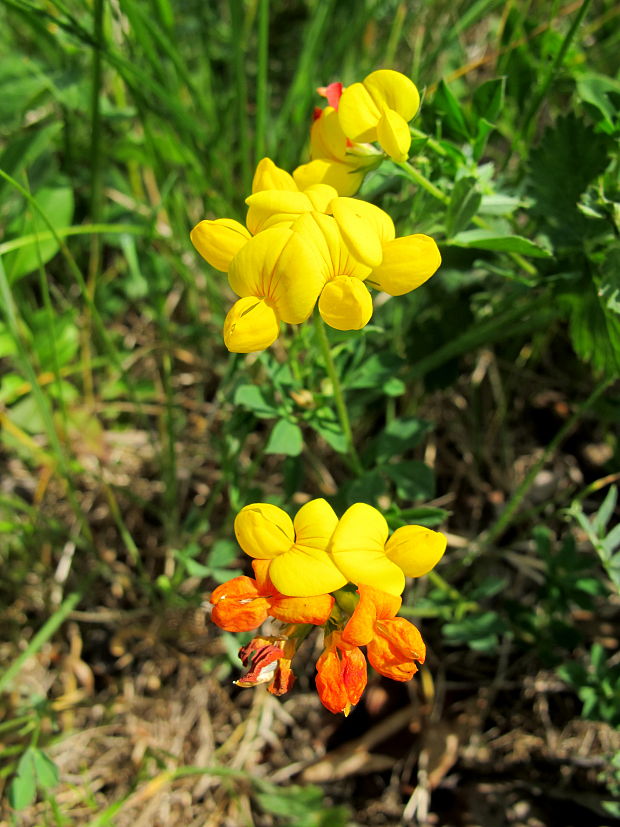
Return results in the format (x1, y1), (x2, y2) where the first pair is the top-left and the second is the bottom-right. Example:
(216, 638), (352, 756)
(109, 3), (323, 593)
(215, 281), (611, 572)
(292, 211), (380, 331)
(366, 233), (442, 296)
(234, 499), (347, 596)
(189, 158), (324, 271)
(338, 70), (420, 162)
(293, 105), (382, 197)
(223, 224), (325, 352)
(233, 499), (446, 598)
(190, 218), (251, 273)
(329, 503), (446, 596)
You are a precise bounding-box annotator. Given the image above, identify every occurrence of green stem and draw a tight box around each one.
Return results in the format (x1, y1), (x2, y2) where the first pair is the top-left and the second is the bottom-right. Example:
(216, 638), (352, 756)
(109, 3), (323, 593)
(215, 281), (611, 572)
(480, 375), (613, 548)
(396, 160), (537, 276)
(313, 314), (364, 476)
(395, 160), (448, 203)
(255, 0), (269, 163)
(0, 590), (83, 694)
(520, 0), (592, 139)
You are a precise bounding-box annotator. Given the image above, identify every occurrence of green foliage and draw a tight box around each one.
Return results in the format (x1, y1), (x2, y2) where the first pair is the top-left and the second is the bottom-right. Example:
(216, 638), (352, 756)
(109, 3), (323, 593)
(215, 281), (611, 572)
(558, 643), (620, 727)
(566, 486), (620, 593)
(0, 0), (618, 821)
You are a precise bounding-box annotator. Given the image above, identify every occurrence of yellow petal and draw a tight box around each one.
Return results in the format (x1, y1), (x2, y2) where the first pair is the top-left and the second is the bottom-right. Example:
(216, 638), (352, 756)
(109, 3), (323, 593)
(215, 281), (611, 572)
(228, 226), (292, 299)
(330, 503), (405, 596)
(252, 157), (298, 193)
(293, 498), (339, 547)
(293, 158), (366, 198)
(269, 545), (347, 596)
(245, 190), (313, 235)
(376, 108), (411, 162)
(330, 197), (386, 268)
(223, 297), (279, 353)
(234, 503), (294, 559)
(385, 525), (447, 577)
(363, 70), (420, 122)
(190, 218), (251, 272)
(270, 227), (327, 323)
(304, 183), (339, 213)
(293, 212), (370, 282)
(337, 82), (380, 143)
(268, 499), (346, 596)
(310, 106), (348, 161)
(319, 275), (373, 331)
(367, 234), (441, 296)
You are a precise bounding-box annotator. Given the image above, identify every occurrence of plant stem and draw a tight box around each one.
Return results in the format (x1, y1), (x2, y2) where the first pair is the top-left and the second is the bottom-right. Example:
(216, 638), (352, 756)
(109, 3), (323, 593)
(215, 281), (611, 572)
(520, 0), (592, 139)
(255, 0), (269, 163)
(479, 375), (613, 549)
(396, 160), (537, 276)
(313, 314), (364, 476)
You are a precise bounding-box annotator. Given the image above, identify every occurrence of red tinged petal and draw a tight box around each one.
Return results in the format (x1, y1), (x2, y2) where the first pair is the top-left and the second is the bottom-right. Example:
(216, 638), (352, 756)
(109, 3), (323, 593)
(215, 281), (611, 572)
(236, 639), (284, 686)
(210, 575), (270, 632)
(269, 593), (335, 625)
(367, 618), (426, 681)
(315, 633), (367, 715)
(236, 637), (297, 696)
(341, 583), (401, 647)
(317, 81), (344, 109)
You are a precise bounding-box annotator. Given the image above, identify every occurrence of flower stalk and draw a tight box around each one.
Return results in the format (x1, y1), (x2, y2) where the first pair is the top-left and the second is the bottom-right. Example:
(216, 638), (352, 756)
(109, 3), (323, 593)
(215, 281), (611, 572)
(313, 312), (364, 476)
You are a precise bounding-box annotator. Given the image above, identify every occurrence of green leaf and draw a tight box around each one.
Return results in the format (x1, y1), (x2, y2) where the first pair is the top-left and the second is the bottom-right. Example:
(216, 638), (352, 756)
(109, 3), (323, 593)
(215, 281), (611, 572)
(383, 460), (434, 502)
(31, 748), (59, 790)
(233, 384), (278, 419)
(308, 414), (347, 454)
(343, 471), (387, 507)
(8, 748), (37, 810)
(373, 417), (431, 463)
(265, 419), (303, 456)
(528, 114), (613, 246)
(433, 79), (470, 140)
(472, 77), (505, 123)
(446, 177), (482, 237)
(449, 229), (552, 257)
(576, 73), (620, 134)
(594, 486), (618, 536)
(6, 186), (75, 282)
(347, 352), (405, 390)
(563, 273), (620, 376)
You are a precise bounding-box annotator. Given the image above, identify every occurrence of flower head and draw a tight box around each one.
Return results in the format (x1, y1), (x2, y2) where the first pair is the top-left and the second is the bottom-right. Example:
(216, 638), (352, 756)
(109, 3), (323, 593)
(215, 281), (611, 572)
(234, 499), (347, 596)
(338, 70), (420, 162)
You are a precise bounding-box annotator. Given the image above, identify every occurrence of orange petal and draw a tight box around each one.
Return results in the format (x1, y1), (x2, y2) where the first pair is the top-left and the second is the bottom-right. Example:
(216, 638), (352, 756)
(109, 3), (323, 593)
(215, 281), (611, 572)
(367, 618), (426, 681)
(269, 593), (334, 625)
(341, 584), (401, 647)
(315, 634), (367, 715)
(210, 576), (270, 632)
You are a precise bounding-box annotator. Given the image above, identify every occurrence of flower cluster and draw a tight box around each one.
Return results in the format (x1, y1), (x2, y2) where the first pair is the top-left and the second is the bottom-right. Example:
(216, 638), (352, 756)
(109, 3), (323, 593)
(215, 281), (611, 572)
(210, 499), (446, 715)
(191, 70), (441, 353)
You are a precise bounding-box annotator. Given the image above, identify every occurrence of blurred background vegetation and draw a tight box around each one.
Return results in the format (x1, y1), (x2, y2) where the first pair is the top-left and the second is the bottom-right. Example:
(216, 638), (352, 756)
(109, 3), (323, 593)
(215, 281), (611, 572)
(0, 0), (619, 824)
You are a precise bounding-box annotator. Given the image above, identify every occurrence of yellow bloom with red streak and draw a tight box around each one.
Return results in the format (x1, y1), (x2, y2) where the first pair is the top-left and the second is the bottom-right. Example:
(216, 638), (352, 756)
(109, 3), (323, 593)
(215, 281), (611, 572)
(342, 584), (426, 681)
(293, 82), (382, 197)
(338, 70), (420, 162)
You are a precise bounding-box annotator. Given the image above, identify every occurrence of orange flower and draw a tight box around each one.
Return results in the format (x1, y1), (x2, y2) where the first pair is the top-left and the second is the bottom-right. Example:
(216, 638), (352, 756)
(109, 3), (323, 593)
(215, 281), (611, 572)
(236, 636), (296, 696)
(342, 584), (426, 681)
(315, 631), (367, 715)
(210, 559), (334, 632)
